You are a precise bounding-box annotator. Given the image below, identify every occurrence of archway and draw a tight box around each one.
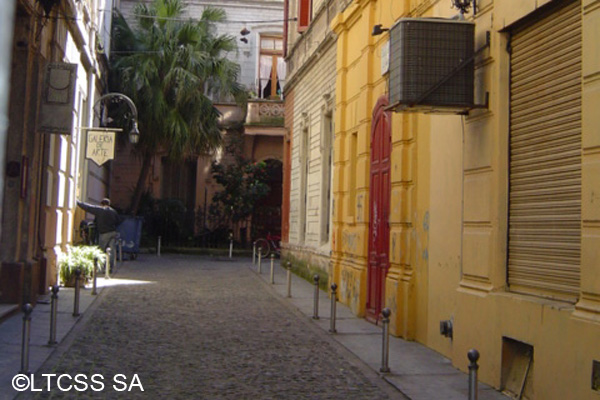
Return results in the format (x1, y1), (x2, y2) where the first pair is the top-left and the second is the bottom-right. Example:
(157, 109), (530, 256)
(366, 96), (392, 322)
(251, 159), (282, 242)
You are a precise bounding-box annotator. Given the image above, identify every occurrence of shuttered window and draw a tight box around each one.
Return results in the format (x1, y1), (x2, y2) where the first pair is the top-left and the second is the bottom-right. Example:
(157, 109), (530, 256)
(508, 0), (582, 300)
(283, 0), (289, 56)
(298, 0), (311, 32)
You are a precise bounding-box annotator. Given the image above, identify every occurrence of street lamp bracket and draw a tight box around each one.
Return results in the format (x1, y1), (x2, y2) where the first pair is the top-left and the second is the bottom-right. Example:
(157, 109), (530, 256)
(94, 92), (140, 144)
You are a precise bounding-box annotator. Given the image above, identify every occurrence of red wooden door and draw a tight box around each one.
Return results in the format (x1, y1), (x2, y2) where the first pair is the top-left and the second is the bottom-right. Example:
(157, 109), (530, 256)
(366, 96), (391, 323)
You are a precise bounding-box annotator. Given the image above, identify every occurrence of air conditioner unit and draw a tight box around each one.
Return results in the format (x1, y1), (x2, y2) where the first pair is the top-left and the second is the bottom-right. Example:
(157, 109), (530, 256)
(388, 18), (475, 113)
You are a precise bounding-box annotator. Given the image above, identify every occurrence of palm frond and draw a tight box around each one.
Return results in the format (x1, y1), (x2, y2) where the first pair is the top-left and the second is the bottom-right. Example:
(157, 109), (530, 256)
(109, 0), (248, 164)
(200, 7), (227, 23)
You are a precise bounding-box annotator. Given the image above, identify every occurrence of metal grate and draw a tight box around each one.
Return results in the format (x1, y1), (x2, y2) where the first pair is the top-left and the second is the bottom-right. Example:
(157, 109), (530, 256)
(389, 18), (474, 108)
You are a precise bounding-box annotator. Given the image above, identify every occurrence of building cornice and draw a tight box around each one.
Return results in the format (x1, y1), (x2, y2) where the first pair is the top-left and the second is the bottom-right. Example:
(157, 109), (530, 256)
(284, 32), (336, 92)
(186, 0), (284, 11)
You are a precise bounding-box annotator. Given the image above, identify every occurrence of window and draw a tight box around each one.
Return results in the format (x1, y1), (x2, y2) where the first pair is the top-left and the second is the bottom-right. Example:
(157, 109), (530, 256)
(283, 0), (289, 56)
(259, 36), (286, 99)
(299, 124), (309, 243)
(320, 110), (333, 244)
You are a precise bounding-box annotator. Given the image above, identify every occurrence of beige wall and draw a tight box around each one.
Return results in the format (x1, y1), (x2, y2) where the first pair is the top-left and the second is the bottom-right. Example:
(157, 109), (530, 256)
(284, 0), (340, 272)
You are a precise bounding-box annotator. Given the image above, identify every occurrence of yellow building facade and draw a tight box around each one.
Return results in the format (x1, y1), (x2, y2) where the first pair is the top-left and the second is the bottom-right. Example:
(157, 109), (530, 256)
(331, 0), (600, 397)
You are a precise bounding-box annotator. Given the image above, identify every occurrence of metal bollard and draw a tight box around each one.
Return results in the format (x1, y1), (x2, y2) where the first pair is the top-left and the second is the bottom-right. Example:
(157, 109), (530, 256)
(229, 233), (233, 259)
(48, 285), (59, 345)
(253, 241), (256, 265)
(119, 239), (123, 263)
(20, 303), (33, 373)
(329, 283), (338, 333)
(468, 349), (480, 400)
(258, 247), (262, 274)
(286, 261), (292, 298)
(157, 236), (161, 257)
(105, 248), (111, 279)
(380, 308), (391, 373)
(73, 267), (82, 317)
(270, 254), (275, 284)
(92, 257), (98, 295)
(313, 274), (320, 320)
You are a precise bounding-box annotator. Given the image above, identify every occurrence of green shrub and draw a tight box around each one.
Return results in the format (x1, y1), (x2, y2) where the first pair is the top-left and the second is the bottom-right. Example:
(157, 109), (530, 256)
(58, 245), (106, 285)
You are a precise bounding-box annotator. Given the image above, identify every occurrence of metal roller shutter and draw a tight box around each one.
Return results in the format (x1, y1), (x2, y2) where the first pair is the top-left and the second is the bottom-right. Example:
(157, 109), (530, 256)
(508, 0), (582, 300)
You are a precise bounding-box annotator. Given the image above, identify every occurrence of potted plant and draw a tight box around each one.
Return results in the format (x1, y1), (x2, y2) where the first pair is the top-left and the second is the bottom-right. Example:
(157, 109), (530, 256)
(58, 245), (106, 287)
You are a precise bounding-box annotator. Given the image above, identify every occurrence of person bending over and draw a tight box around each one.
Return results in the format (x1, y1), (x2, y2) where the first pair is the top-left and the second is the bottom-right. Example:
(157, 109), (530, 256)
(76, 198), (121, 270)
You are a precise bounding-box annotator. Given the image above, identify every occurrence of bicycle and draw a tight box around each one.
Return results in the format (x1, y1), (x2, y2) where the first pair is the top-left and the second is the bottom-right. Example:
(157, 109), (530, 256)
(254, 233), (281, 258)
(78, 220), (97, 246)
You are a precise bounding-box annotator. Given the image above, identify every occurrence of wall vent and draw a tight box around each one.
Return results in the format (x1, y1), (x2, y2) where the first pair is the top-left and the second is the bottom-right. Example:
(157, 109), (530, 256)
(501, 337), (534, 399)
(592, 360), (600, 391)
(388, 18), (475, 113)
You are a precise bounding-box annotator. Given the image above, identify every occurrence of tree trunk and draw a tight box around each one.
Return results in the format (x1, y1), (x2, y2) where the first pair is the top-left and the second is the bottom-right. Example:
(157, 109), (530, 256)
(130, 153), (152, 215)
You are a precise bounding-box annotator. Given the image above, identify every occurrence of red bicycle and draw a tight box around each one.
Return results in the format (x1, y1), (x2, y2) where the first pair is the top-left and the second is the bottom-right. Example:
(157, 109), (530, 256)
(254, 233), (281, 258)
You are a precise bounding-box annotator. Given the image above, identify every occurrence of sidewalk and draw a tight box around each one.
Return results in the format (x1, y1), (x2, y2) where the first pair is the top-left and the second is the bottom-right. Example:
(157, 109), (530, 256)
(0, 271), (140, 400)
(249, 256), (508, 400)
(0, 254), (509, 399)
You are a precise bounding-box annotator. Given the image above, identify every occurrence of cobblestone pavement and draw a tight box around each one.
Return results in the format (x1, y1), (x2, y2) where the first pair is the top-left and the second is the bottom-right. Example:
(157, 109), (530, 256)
(19, 254), (401, 399)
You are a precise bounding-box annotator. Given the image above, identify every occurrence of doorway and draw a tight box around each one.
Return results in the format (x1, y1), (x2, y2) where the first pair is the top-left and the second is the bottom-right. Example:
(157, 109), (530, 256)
(366, 96), (391, 322)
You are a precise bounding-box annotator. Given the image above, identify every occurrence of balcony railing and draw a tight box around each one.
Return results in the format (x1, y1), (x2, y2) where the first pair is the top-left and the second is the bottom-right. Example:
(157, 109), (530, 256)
(245, 99), (284, 127)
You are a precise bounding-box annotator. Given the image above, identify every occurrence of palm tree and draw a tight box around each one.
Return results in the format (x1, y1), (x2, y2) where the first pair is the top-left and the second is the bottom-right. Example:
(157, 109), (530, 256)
(109, 0), (246, 214)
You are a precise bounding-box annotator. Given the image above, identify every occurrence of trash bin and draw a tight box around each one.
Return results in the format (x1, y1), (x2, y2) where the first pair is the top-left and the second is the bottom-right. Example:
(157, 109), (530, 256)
(117, 217), (143, 260)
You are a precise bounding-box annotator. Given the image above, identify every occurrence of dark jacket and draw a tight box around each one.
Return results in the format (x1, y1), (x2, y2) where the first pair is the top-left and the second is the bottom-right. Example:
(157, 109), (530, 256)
(76, 201), (120, 234)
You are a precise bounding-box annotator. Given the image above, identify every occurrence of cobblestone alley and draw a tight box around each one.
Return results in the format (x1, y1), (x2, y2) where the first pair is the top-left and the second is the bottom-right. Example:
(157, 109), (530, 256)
(18, 254), (401, 399)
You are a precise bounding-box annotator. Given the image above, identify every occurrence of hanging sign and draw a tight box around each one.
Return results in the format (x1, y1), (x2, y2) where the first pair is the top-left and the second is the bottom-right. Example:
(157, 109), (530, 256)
(39, 63), (78, 134)
(86, 130), (117, 166)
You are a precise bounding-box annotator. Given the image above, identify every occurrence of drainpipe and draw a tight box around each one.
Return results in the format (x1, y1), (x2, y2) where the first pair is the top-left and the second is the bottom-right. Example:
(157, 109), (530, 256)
(81, 24), (97, 204)
(0, 0), (17, 242)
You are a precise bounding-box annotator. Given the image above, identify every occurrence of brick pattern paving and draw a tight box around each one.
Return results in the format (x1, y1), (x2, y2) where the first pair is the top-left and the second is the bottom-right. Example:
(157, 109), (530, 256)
(23, 255), (397, 399)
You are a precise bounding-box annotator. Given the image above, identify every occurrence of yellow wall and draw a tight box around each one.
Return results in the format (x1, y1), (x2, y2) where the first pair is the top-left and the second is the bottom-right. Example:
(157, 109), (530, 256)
(332, 1), (371, 317)
(331, 0), (431, 333)
(455, 2), (600, 399)
(332, 0), (600, 398)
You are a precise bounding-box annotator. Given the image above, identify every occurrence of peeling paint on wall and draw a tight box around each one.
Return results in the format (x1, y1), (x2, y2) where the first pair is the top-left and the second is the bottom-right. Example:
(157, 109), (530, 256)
(421, 211), (429, 261)
(386, 284), (398, 315)
(341, 268), (360, 312)
(385, 280), (399, 332)
(332, 227), (336, 250)
(422, 211), (429, 232)
(342, 232), (358, 253)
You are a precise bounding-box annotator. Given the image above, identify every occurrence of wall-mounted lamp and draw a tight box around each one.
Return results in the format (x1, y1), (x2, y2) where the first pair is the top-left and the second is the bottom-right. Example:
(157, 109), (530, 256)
(452, 0), (473, 14)
(94, 93), (140, 144)
(371, 24), (389, 36)
(240, 38), (248, 44)
(36, 0), (60, 17)
(129, 121), (140, 144)
(240, 27), (250, 36)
